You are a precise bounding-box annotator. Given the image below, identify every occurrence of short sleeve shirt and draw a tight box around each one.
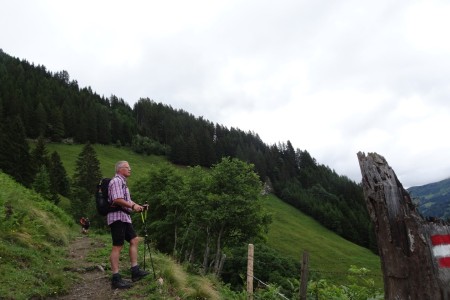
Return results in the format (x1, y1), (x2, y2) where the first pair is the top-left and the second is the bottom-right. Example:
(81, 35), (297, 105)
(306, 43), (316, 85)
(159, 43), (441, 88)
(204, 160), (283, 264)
(107, 174), (132, 225)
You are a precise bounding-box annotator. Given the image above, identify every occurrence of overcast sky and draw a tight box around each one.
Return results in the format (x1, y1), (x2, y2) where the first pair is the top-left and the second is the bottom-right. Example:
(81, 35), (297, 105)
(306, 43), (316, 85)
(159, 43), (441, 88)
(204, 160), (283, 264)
(2, 0), (450, 187)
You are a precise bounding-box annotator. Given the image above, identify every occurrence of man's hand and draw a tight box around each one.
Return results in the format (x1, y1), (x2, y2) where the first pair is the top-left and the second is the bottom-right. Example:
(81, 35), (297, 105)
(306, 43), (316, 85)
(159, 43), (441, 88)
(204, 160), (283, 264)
(132, 203), (145, 212)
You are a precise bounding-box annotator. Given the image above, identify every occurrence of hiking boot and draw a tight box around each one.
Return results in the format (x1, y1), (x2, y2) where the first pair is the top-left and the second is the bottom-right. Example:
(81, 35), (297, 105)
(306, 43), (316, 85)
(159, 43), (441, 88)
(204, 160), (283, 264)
(111, 273), (132, 289)
(131, 265), (150, 282)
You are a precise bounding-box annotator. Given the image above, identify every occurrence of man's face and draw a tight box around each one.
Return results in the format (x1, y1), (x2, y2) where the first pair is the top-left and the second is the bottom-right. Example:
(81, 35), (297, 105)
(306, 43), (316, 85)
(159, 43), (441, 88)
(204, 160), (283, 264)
(119, 163), (132, 177)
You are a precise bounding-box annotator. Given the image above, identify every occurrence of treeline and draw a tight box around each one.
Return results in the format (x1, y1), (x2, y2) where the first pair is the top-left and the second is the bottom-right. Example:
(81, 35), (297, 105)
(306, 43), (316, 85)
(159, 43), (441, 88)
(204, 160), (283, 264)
(0, 49), (376, 252)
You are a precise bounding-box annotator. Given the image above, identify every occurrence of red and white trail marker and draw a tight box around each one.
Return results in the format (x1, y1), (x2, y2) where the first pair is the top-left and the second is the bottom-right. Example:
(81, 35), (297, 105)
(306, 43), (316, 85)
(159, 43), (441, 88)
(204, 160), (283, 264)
(431, 234), (450, 268)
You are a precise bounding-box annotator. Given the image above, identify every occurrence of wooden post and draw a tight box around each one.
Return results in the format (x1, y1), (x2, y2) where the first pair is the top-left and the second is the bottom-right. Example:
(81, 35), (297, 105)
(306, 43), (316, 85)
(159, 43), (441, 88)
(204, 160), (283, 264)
(247, 243), (254, 300)
(357, 152), (450, 300)
(299, 251), (309, 300)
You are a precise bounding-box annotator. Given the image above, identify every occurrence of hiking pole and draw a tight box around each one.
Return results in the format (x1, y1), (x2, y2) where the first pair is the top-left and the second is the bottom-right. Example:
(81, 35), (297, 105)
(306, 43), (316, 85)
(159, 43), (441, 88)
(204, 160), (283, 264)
(140, 202), (156, 279)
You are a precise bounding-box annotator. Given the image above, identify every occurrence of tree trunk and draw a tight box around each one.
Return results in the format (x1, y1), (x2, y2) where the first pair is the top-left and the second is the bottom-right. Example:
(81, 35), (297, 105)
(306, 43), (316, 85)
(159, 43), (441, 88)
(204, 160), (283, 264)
(173, 223), (178, 257)
(173, 207), (178, 257)
(217, 253), (226, 276)
(179, 223), (192, 261)
(188, 235), (197, 263)
(357, 152), (450, 300)
(202, 226), (211, 274)
(213, 224), (224, 274)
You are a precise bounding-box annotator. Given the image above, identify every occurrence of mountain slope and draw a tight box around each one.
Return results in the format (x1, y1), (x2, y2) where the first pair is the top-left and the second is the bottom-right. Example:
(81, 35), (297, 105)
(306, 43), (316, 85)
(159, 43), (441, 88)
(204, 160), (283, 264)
(1, 50), (372, 251)
(47, 142), (382, 287)
(263, 194), (382, 287)
(408, 177), (450, 219)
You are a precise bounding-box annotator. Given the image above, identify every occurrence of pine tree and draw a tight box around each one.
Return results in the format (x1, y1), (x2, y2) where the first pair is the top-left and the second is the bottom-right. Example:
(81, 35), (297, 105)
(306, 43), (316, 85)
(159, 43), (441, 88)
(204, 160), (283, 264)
(73, 142), (102, 193)
(32, 165), (55, 202)
(34, 102), (47, 138)
(47, 108), (65, 142)
(49, 151), (70, 197)
(31, 136), (49, 175)
(0, 96), (3, 118)
(0, 116), (33, 186)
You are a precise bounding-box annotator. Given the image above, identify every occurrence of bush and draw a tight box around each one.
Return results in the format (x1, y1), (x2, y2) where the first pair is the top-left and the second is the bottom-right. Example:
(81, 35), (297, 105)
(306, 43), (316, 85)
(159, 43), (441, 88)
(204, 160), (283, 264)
(131, 134), (170, 156)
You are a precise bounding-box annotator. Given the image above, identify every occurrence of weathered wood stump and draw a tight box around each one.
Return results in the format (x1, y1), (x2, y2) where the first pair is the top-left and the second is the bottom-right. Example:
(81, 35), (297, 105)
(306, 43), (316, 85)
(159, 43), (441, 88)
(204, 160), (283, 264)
(357, 152), (450, 300)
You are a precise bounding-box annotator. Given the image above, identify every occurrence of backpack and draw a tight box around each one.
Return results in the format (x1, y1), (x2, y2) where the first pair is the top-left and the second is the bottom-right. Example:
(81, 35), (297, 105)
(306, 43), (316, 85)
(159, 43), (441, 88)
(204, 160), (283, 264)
(96, 178), (130, 216)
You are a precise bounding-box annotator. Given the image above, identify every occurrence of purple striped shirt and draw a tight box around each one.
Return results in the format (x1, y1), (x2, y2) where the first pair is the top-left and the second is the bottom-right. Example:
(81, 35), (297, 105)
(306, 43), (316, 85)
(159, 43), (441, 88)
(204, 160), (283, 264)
(107, 174), (132, 225)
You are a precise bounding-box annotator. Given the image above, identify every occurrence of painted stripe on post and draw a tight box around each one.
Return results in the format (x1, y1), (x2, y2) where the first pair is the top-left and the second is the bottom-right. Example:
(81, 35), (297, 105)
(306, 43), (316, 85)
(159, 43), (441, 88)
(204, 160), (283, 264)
(431, 234), (450, 246)
(439, 257), (450, 268)
(433, 245), (450, 258)
(431, 234), (450, 268)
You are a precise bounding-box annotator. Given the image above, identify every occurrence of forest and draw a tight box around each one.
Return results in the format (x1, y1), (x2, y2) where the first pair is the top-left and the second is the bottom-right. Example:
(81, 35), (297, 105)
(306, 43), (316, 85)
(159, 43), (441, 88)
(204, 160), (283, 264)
(0, 49), (377, 253)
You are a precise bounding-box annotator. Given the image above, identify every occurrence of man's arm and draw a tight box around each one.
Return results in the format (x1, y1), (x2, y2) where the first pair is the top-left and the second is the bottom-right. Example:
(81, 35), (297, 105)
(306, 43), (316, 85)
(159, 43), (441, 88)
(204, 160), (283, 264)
(113, 198), (144, 212)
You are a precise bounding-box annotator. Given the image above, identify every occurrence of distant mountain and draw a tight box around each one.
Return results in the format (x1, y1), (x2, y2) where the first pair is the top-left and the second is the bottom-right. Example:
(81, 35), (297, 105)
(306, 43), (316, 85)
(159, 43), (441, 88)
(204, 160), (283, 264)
(408, 178), (450, 219)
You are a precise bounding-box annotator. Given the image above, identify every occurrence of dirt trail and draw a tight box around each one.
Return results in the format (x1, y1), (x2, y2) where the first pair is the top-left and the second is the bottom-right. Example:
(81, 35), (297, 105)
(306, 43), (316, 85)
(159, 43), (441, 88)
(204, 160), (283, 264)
(55, 235), (126, 300)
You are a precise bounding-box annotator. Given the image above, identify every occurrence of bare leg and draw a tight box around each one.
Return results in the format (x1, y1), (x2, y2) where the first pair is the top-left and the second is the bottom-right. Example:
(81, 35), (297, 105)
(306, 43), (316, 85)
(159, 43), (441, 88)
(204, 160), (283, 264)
(129, 237), (139, 267)
(110, 245), (123, 274)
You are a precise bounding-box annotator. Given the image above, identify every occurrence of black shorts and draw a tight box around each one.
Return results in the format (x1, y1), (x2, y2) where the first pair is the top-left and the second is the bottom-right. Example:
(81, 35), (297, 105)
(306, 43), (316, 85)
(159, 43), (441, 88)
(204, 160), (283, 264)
(110, 221), (137, 246)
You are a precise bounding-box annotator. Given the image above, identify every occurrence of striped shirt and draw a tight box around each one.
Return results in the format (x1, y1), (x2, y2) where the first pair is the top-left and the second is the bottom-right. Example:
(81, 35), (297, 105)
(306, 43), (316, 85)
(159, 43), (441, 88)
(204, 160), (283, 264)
(106, 174), (132, 225)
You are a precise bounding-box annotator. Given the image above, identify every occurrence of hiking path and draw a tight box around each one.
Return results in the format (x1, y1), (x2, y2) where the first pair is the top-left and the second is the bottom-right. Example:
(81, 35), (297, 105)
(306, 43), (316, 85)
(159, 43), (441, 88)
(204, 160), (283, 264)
(55, 234), (125, 300)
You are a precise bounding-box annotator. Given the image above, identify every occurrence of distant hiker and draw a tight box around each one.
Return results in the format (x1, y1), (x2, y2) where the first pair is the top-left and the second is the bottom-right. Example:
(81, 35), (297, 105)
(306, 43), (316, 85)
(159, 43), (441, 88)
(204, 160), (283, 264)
(108, 161), (149, 289)
(79, 217), (90, 234)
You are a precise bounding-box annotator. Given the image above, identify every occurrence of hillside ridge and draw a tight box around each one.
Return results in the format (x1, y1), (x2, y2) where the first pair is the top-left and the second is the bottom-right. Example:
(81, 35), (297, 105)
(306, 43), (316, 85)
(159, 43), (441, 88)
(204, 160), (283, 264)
(408, 177), (450, 219)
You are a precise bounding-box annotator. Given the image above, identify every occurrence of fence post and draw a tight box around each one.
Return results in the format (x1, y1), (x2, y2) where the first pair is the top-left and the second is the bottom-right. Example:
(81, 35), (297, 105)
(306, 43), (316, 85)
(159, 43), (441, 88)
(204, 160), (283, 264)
(299, 251), (309, 300)
(247, 243), (254, 300)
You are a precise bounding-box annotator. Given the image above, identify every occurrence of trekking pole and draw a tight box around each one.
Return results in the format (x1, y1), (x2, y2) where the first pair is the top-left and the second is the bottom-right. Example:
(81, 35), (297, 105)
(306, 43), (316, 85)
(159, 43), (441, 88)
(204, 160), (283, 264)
(141, 202), (156, 279)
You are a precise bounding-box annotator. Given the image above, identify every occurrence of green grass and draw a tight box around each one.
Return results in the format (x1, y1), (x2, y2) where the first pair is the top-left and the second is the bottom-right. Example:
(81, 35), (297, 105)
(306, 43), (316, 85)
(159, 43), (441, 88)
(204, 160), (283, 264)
(0, 172), (77, 299)
(46, 143), (168, 183)
(263, 194), (382, 287)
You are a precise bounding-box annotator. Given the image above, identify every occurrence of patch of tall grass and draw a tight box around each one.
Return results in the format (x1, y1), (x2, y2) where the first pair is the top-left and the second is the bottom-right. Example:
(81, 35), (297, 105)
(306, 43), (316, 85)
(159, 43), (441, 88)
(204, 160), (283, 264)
(0, 172), (77, 298)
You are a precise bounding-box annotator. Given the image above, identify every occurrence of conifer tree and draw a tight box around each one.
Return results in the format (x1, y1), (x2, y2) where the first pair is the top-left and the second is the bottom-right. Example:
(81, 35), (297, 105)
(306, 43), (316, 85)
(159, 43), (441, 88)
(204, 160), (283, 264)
(34, 102), (47, 138)
(32, 165), (55, 202)
(70, 143), (102, 221)
(0, 96), (3, 118)
(49, 151), (70, 197)
(47, 108), (65, 142)
(73, 142), (102, 193)
(0, 116), (33, 186)
(31, 136), (49, 175)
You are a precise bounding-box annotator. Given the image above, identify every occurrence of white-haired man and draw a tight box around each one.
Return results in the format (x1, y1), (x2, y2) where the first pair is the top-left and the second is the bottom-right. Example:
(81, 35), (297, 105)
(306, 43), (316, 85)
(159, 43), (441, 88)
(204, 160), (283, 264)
(108, 161), (149, 289)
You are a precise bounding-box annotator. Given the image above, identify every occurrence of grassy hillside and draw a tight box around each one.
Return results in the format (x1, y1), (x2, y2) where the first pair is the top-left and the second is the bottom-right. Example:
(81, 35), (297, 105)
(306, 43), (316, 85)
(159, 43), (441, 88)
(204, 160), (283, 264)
(0, 172), (229, 299)
(46, 143), (169, 182)
(48, 143), (383, 287)
(0, 172), (76, 298)
(263, 194), (382, 286)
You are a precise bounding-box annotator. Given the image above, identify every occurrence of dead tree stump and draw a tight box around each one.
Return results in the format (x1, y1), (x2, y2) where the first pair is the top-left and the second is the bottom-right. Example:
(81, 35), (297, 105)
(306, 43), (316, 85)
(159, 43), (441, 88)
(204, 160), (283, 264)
(357, 152), (450, 300)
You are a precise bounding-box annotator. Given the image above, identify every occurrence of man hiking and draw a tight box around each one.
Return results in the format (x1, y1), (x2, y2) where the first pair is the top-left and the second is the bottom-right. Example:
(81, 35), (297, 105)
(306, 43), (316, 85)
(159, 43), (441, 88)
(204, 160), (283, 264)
(107, 161), (149, 289)
(79, 217), (90, 234)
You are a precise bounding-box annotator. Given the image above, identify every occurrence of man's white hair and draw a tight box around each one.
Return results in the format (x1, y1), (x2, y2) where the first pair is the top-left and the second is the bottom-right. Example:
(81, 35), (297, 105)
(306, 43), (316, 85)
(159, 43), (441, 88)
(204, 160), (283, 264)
(115, 161), (129, 172)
